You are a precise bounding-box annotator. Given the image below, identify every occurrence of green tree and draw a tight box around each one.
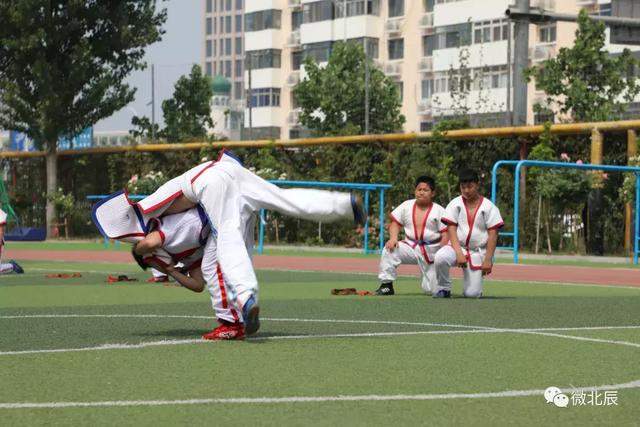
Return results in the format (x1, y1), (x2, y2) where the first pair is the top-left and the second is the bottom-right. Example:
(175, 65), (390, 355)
(0, 1), (167, 236)
(131, 65), (214, 143)
(524, 9), (640, 122)
(293, 42), (405, 136)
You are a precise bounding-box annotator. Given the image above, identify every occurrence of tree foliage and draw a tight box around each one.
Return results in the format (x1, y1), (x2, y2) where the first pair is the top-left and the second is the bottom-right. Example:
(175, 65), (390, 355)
(524, 9), (640, 122)
(293, 42), (405, 136)
(131, 65), (214, 143)
(0, 1), (167, 146)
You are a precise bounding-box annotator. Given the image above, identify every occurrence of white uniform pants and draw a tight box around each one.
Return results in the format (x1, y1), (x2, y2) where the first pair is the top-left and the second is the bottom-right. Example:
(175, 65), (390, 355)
(195, 162), (354, 323)
(378, 242), (437, 294)
(433, 245), (484, 298)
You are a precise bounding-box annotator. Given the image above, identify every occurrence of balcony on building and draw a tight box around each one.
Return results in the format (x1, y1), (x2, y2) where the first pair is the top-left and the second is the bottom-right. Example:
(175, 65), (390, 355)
(286, 70), (300, 87)
(286, 30), (301, 48)
(417, 98), (433, 116)
(287, 108), (301, 126)
(288, 0), (302, 9)
(383, 61), (402, 79)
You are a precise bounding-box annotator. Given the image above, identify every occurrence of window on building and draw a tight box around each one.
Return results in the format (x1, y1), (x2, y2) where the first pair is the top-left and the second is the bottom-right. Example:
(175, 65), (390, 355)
(219, 39), (224, 55)
(348, 37), (379, 58)
(206, 0), (212, 13)
(420, 121), (433, 131)
(473, 65), (508, 90)
(226, 0), (232, 11)
(235, 59), (243, 77)
(225, 60), (231, 77)
(213, 0), (217, 12)
(292, 51), (303, 70)
(245, 9), (282, 31)
(303, 0), (333, 23)
(249, 88), (281, 107)
(333, 0), (381, 18)
(213, 40), (217, 56)
(247, 49), (282, 69)
(303, 41), (333, 63)
(395, 81), (403, 101)
(225, 38), (232, 55)
(206, 40), (212, 57)
(206, 17), (212, 35)
(235, 37), (242, 54)
(213, 17), (217, 34)
(423, 34), (436, 57)
(206, 61), (213, 76)
(235, 14), (242, 31)
(234, 82), (243, 100)
(388, 38), (404, 60)
(225, 16), (232, 33)
(213, 62), (217, 75)
(389, 0), (404, 17)
(236, 0), (243, 9)
(539, 23), (556, 43)
(421, 79), (434, 99)
(292, 10), (303, 31)
(434, 23), (471, 50)
(423, 0), (435, 11)
(473, 20), (508, 44)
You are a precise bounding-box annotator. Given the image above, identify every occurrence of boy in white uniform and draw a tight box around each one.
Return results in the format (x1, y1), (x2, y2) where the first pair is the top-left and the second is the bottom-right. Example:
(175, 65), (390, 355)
(434, 169), (503, 298)
(135, 150), (364, 339)
(376, 176), (448, 296)
(0, 207), (24, 275)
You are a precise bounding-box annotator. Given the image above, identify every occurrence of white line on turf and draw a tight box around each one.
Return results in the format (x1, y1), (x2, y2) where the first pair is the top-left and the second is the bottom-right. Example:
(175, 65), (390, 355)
(1, 379), (639, 409)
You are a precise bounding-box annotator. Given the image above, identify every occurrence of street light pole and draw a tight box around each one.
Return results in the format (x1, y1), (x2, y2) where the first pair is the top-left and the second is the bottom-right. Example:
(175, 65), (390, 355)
(512, 0), (529, 126)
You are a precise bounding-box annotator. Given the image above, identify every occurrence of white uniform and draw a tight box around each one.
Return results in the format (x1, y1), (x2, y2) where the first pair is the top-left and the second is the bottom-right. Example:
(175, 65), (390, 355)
(144, 206), (210, 272)
(138, 150), (355, 323)
(0, 208), (13, 273)
(434, 196), (504, 297)
(378, 200), (447, 293)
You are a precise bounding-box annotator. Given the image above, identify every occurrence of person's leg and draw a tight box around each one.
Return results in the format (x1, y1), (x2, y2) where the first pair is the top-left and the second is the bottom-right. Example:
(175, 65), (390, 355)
(377, 243), (417, 295)
(462, 252), (484, 298)
(201, 236), (241, 326)
(227, 162), (357, 224)
(433, 245), (457, 297)
(420, 262), (437, 295)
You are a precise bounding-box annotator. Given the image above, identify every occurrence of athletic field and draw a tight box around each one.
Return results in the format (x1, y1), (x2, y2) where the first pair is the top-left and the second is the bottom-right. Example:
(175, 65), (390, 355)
(1, 254), (639, 425)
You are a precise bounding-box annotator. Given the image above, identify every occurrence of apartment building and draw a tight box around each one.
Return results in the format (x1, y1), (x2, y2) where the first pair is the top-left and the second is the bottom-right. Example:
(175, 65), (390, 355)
(239, 0), (629, 140)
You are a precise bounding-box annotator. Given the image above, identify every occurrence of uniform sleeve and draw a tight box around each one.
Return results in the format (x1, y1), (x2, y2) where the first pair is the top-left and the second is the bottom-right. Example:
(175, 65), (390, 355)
(389, 201), (406, 227)
(486, 203), (504, 230)
(441, 200), (459, 226)
(0, 208), (7, 226)
(435, 205), (448, 232)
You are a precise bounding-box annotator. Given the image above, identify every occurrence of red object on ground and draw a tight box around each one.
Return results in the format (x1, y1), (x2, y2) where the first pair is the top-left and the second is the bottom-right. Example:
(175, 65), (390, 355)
(107, 274), (138, 283)
(202, 323), (245, 340)
(45, 273), (82, 279)
(5, 249), (639, 287)
(147, 276), (170, 283)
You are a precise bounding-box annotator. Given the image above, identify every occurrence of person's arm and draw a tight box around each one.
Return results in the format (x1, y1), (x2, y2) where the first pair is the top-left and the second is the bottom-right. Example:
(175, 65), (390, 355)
(481, 229), (499, 275)
(163, 195), (196, 215)
(0, 224), (5, 245)
(385, 221), (401, 251)
(447, 225), (468, 267)
(439, 229), (449, 246)
(165, 265), (205, 293)
(133, 231), (163, 255)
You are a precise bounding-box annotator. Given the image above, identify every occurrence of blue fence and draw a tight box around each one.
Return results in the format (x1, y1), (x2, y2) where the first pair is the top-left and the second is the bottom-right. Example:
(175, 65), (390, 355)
(88, 180), (393, 254)
(491, 160), (640, 264)
(256, 180), (392, 255)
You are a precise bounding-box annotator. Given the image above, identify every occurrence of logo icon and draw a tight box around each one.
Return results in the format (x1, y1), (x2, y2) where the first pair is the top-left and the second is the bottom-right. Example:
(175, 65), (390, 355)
(544, 386), (569, 408)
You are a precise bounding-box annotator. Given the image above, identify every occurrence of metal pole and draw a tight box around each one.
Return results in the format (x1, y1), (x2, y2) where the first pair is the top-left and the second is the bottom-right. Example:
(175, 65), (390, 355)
(512, 0), (530, 126)
(364, 1), (370, 135)
(635, 174), (639, 264)
(258, 208), (265, 254)
(379, 188), (385, 253)
(513, 161), (522, 264)
(343, 0), (347, 41)
(506, 21), (513, 125)
(151, 64), (156, 142)
(363, 189), (370, 254)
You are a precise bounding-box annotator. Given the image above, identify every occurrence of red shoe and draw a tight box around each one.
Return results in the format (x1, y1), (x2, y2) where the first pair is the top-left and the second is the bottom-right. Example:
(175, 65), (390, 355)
(202, 323), (245, 341)
(147, 276), (169, 283)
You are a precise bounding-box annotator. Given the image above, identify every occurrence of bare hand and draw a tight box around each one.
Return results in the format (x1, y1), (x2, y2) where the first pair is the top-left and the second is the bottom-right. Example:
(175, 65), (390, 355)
(456, 252), (468, 268)
(385, 238), (399, 252)
(481, 260), (493, 276)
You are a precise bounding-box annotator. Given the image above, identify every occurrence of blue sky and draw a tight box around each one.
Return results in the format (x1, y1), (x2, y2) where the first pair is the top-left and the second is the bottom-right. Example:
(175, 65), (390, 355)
(94, 0), (202, 132)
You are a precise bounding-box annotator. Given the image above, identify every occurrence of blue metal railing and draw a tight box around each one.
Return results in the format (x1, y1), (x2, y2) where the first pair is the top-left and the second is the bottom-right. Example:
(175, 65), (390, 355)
(491, 160), (640, 264)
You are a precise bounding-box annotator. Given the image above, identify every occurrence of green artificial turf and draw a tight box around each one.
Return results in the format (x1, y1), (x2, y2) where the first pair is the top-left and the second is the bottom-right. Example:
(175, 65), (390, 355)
(1, 261), (639, 425)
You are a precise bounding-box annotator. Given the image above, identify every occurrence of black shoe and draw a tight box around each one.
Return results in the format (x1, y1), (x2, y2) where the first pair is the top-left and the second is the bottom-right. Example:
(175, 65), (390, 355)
(432, 289), (451, 298)
(351, 193), (366, 227)
(375, 283), (394, 296)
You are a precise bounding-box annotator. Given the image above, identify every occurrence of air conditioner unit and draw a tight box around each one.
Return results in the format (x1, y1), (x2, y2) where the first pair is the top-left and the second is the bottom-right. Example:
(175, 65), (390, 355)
(288, 0), (301, 8)
(385, 19), (403, 33)
(287, 110), (301, 125)
(384, 62), (402, 76)
(530, 44), (556, 62)
(419, 56), (433, 72)
(286, 72), (300, 87)
(287, 31), (301, 47)
(419, 13), (434, 28)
